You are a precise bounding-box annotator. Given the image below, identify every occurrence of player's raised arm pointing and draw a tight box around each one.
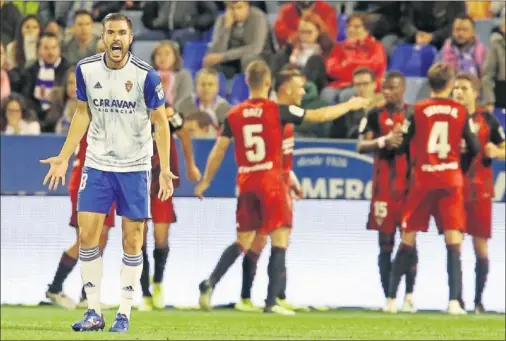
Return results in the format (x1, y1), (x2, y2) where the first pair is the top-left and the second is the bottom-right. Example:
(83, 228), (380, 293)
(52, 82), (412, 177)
(146, 69), (178, 201)
(40, 64), (91, 191)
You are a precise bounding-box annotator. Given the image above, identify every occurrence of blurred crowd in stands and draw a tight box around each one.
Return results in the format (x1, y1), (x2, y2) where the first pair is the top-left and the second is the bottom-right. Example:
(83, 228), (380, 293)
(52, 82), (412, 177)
(0, 1), (504, 138)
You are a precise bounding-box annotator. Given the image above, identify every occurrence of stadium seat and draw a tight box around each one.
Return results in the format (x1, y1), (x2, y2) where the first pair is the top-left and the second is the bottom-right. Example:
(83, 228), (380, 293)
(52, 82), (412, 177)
(183, 42), (208, 73)
(201, 26), (214, 43)
(267, 13), (277, 27)
(337, 14), (347, 42)
(404, 77), (427, 104)
(475, 19), (496, 49)
(389, 44), (438, 77)
(228, 73), (249, 104)
(120, 10), (144, 36)
(131, 41), (157, 63)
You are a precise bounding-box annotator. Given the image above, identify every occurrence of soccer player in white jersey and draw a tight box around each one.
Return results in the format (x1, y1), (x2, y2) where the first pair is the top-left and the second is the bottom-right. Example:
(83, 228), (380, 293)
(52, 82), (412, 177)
(40, 13), (177, 333)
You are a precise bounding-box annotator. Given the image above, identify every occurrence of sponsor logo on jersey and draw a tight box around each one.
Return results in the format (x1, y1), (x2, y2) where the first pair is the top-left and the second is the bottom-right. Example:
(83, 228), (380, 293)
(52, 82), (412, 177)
(92, 98), (136, 114)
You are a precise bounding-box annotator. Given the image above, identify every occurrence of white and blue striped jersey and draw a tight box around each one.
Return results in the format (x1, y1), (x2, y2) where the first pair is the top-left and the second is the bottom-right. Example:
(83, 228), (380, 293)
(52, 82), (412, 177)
(75, 52), (165, 172)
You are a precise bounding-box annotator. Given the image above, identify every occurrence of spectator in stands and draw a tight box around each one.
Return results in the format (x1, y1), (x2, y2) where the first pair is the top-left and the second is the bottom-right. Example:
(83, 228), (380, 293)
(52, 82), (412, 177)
(320, 13), (386, 104)
(353, 2), (403, 58)
(176, 68), (231, 138)
(152, 41), (193, 109)
(6, 15), (41, 68)
(1, 42), (11, 100)
(274, 1), (337, 48)
(62, 10), (99, 65)
(140, 1), (218, 48)
(1, 93), (40, 135)
(328, 67), (384, 139)
(12, 1), (39, 16)
(482, 10), (506, 111)
(490, 2), (505, 17)
(22, 32), (69, 132)
(399, 1), (466, 50)
(205, 1), (274, 79)
(271, 12), (334, 92)
(0, 1), (22, 47)
(437, 15), (487, 78)
(50, 68), (76, 135)
(38, 1), (122, 36)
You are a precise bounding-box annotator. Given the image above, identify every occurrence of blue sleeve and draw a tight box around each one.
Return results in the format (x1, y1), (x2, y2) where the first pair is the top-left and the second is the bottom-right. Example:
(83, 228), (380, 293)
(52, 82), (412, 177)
(144, 69), (166, 110)
(75, 63), (87, 101)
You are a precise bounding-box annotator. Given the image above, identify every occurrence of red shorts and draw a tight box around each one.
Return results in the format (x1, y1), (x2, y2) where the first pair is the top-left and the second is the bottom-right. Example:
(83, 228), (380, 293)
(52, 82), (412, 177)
(150, 196), (177, 224)
(465, 198), (492, 239)
(401, 187), (465, 233)
(236, 177), (291, 234)
(367, 192), (405, 234)
(69, 189), (116, 227)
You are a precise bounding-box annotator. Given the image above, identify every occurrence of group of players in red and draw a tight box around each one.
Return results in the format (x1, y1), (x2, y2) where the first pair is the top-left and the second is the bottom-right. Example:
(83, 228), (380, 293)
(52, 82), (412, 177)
(358, 65), (505, 314)
(46, 60), (504, 315)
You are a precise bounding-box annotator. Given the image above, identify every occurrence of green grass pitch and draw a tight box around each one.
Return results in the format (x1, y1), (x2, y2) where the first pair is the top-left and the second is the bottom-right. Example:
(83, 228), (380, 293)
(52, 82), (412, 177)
(1, 306), (504, 340)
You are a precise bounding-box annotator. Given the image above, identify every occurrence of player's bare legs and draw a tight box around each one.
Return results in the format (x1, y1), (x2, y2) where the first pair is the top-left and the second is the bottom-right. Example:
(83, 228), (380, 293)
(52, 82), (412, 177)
(198, 231), (256, 311)
(472, 237), (489, 313)
(264, 227), (294, 315)
(236, 234), (268, 312)
(117, 217), (145, 322)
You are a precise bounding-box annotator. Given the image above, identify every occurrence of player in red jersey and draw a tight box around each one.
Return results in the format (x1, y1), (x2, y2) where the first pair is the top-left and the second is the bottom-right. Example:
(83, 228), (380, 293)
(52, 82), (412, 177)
(385, 63), (480, 315)
(45, 133), (116, 309)
(357, 71), (418, 312)
(235, 69), (309, 313)
(139, 104), (201, 311)
(194, 60), (369, 315)
(453, 73), (506, 313)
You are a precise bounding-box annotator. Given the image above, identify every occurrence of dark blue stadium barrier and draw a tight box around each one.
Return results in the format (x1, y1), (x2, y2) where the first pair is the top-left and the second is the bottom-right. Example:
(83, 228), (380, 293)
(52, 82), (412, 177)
(1, 135), (504, 202)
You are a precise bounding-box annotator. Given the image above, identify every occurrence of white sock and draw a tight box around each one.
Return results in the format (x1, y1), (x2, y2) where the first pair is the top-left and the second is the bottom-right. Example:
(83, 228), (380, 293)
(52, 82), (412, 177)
(118, 252), (143, 319)
(79, 246), (103, 315)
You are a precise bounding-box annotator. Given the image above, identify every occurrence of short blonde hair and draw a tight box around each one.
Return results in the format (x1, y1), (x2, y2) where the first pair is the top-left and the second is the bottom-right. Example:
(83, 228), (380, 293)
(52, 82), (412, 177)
(245, 60), (271, 90)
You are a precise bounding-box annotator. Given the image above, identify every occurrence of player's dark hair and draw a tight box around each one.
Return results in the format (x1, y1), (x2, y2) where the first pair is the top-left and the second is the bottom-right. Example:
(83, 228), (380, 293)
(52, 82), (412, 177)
(454, 14), (476, 28)
(384, 70), (406, 84)
(427, 62), (455, 93)
(102, 12), (133, 31)
(36, 32), (59, 49)
(151, 40), (182, 72)
(73, 9), (93, 22)
(274, 68), (303, 93)
(353, 67), (375, 81)
(455, 72), (481, 91)
(245, 60), (271, 90)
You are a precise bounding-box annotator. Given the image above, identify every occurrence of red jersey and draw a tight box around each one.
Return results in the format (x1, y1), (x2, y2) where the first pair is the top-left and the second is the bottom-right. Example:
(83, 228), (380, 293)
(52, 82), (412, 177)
(282, 123), (295, 181)
(69, 133), (88, 192)
(221, 99), (305, 183)
(402, 98), (480, 190)
(150, 112), (184, 196)
(359, 105), (411, 196)
(464, 109), (505, 199)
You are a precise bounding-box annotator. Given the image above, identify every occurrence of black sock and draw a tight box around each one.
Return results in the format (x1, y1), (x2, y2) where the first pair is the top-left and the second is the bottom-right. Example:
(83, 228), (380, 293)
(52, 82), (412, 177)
(265, 247), (286, 307)
(241, 250), (259, 299)
(48, 252), (78, 293)
(378, 233), (394, 298)
(80, 285), (87, 300)
(405, 246), (418, 294)
(140, 243), (151, 297)
(447, 244), (462, 301)
(153, 246), (170, 283)
(277, 263), (287, 300)
(474, 257), (489, 305)
(209, 242), (243, 288)
(387, 244), (415, 299)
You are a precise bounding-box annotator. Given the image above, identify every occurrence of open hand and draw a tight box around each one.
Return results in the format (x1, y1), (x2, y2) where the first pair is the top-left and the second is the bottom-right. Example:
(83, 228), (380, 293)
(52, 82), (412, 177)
(158, 169), (178, 201)
(40, 156), (69, 191)
(194, 180), (210, 199)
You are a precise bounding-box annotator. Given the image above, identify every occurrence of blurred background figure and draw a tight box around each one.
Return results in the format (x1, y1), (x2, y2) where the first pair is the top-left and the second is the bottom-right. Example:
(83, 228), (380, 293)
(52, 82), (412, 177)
(6, 15), (41, 69)
(176, 68), (231, 138)
(0, 0), (22, 47)
(1, 93), (40, 135)
(0, 41), (11, 100)
(151, 40), (194, 110)
(482, 9), (506, 111)
(437, 15), (487, 77)
(61, 10), (99, 65)
(51, 68), (77, 135)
